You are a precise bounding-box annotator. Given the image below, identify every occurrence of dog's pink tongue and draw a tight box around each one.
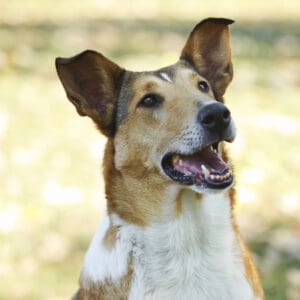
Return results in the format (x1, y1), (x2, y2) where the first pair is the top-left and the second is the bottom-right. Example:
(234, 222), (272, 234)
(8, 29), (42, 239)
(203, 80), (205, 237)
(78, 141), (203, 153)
(173, 147), (228, 175)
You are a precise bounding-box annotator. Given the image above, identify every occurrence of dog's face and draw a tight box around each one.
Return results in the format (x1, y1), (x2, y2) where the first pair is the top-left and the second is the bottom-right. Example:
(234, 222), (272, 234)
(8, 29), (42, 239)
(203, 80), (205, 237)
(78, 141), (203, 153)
(56, 18), (235, 194)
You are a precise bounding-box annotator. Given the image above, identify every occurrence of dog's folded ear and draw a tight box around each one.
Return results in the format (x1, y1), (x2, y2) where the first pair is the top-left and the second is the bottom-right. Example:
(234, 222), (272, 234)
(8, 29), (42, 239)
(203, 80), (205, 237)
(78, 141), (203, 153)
(181, 18), (234, 99)
(55, 50), (124, 136)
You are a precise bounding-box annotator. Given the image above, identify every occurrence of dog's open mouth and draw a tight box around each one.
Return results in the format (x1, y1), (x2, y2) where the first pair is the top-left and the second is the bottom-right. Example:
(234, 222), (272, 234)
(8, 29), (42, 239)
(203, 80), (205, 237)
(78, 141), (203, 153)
(161, 142), (233, 190)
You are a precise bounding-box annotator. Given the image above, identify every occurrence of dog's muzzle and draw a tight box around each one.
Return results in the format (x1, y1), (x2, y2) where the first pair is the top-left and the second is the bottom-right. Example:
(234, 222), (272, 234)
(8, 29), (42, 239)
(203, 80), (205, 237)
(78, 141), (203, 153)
(161, 102), (235, 191)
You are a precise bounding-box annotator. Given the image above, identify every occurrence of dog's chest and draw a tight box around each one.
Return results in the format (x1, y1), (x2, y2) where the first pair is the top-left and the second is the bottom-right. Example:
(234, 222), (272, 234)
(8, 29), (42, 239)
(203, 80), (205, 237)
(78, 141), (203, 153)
(82, 192), (255, 300)
(128, 192), (254, 300)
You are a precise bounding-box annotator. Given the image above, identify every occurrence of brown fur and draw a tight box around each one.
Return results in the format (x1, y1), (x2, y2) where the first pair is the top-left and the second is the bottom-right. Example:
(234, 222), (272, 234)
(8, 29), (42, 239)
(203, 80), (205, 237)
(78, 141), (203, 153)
(175, 189), (183, 217)
(237, 233), (265, 298)
(56, 18), (264, 299)
(103, 225), (120, 250)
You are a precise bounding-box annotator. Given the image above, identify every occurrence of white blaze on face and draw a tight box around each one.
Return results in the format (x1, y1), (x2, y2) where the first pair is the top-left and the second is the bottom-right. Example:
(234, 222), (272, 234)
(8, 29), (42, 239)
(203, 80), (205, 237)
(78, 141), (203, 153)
(160, 72), (172, 83)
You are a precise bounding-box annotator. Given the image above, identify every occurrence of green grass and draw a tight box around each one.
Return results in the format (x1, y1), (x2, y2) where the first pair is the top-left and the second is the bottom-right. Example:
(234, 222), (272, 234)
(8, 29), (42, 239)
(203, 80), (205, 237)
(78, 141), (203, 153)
(0, 1), (300, 299)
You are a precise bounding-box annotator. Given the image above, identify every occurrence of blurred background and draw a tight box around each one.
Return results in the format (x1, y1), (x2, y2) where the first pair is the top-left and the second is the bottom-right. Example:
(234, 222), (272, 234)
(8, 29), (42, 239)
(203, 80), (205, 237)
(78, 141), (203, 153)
(0, 0), (299, 299)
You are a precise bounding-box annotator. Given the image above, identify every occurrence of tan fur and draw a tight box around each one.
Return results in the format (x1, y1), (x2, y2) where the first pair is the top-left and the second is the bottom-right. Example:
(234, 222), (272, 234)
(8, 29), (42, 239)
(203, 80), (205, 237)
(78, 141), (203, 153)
(237, 233), (265, 298)
(103, 225), (120, 250)
(175, 189), (183, 217)
(104, 139), (176, 225)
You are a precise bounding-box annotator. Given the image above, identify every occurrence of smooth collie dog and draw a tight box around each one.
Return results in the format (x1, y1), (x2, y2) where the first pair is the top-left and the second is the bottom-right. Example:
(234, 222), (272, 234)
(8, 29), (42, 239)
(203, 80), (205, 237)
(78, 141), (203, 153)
(56, 18), (264, 300)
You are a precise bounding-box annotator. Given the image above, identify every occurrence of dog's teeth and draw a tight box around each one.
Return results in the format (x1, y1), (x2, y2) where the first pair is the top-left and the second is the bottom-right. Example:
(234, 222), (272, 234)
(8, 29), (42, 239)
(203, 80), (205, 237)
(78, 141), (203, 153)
(210, 174), (216, 180)
(201, 164), (210, 177)
(178, 159), (183, 166)
(222, 171), (232, 180)
(172, 155), (180, 163)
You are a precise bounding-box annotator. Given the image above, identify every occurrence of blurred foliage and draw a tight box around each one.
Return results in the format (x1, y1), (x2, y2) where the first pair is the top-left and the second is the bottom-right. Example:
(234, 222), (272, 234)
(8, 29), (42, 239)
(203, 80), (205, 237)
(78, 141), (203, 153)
(0, 1), (299, 299)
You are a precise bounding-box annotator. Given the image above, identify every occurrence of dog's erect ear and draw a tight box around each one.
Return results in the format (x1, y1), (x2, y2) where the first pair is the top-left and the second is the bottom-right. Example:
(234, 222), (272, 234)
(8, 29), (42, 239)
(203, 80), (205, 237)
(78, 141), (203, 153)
(55, 50), (124, 136)
(181, 18), (234, 98)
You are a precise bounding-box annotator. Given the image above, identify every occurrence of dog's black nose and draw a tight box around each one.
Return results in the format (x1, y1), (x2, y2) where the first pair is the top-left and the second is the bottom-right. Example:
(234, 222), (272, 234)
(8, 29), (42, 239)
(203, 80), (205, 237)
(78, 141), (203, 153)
(198, 102), (231, 134)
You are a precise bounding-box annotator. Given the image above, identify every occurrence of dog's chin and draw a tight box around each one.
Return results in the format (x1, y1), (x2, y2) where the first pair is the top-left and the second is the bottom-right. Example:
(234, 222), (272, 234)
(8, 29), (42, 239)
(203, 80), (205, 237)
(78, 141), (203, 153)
(161, 141), (233, 192)
(189, 182), (233, 194)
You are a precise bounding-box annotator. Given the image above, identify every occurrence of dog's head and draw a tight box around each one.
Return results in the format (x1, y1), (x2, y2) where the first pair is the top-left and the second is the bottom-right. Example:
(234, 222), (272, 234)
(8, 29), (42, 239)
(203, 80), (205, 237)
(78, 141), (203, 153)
(56, 18), (235, 194)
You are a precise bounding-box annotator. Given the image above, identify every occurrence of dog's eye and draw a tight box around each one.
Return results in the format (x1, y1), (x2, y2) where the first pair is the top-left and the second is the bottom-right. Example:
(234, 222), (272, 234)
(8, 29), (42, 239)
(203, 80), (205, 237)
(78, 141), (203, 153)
(198, 81), (209, 93)
(138, 94), (164, 108)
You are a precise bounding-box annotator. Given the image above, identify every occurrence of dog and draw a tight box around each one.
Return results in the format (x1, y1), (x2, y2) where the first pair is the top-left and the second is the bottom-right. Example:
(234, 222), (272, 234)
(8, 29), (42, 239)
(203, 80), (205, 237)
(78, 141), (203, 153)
(56, 18), (264, 300)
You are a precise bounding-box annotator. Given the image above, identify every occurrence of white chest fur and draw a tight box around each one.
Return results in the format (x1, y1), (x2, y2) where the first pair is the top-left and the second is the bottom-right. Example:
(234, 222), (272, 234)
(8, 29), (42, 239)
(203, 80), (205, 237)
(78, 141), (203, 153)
(81, 191), (256, 300)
